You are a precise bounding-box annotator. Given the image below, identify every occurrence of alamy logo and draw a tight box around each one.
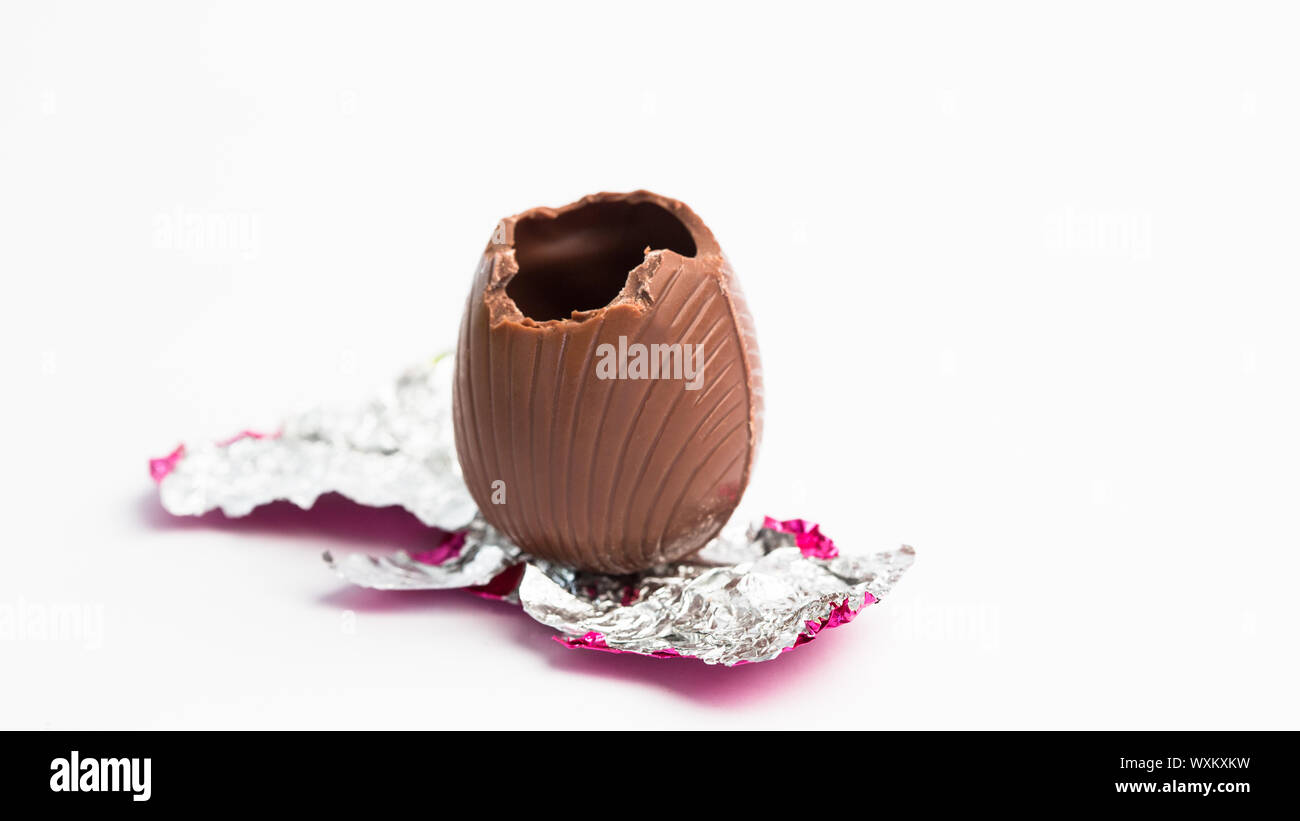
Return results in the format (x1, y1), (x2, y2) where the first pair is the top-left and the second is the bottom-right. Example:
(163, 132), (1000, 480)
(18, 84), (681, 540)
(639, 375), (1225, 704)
(50, 751), (151, 802)
(595, 336), (704, 390)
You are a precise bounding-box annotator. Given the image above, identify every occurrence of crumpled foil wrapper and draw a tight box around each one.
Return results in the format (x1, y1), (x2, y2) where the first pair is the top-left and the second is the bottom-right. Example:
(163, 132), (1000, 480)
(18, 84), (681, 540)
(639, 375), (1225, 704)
(153, 355), (476, 528)
(153, 357), (915, 666)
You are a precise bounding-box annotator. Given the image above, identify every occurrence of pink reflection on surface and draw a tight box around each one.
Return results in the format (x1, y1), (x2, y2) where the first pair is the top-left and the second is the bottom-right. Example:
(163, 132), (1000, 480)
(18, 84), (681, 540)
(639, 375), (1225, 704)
(144, 492), (867, 702)
(409, 529), (466, 566)
(319, 580), (854, 706)
(140, 491), (447, 554)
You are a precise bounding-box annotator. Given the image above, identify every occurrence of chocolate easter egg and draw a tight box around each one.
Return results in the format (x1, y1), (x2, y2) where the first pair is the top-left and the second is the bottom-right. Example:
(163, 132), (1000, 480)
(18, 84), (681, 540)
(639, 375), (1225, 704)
(452, 191), (763, 573)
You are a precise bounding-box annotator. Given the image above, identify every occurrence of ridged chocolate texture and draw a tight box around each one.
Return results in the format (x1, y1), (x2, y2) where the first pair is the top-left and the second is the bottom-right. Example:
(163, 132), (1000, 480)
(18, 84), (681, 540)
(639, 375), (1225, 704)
(452, 191), (763, 574)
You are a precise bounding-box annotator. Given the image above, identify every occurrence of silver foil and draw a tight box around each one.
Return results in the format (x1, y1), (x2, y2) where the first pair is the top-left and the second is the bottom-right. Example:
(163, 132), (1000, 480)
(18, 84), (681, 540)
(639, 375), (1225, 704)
(522, 535), (913, 665)
(324, 518), (523, 592)
(155, 358), (915, 666)
(158, 357), (477, 528)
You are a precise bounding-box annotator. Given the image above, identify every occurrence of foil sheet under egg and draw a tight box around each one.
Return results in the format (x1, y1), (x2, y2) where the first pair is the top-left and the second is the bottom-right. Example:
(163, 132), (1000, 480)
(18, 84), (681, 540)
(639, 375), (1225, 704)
(152, 357), (914, 666)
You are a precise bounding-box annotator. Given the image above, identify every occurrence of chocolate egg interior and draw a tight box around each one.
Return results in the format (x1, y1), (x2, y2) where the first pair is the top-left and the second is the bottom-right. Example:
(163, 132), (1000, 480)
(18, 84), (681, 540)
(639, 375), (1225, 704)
(506, 200), (699, 322)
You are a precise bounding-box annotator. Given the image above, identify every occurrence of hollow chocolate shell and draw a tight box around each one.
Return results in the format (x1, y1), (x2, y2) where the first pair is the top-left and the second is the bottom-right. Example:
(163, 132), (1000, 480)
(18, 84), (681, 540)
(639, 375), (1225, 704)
(452, 191), (763, 574)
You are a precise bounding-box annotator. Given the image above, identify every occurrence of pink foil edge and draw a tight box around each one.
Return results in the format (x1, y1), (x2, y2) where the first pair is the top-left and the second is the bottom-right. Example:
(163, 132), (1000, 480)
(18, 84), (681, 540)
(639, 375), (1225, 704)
(216, 429), (278, 447)
(762, 516), (839, 559)
(149, 445), (186, 483)
(407, 527), (527, 601)
(553, 592), (877, 663)
(148, 430), (279, 483)
(554, 632), (688, 659)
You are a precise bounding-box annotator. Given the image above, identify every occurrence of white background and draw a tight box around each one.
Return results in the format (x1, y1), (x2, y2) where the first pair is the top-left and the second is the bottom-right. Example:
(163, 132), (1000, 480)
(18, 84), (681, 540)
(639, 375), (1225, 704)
(2, 1), (1297, 730)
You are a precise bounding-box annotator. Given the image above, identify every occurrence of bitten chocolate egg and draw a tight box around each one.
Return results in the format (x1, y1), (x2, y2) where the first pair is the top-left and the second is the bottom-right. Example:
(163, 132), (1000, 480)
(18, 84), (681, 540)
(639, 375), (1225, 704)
(452, 191), (763, 574)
